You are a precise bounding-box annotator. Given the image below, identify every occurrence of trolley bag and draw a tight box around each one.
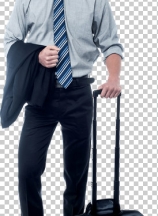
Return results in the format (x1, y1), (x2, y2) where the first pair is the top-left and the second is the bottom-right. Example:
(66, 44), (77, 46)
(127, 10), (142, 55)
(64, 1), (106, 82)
(75, 89), (144, 216)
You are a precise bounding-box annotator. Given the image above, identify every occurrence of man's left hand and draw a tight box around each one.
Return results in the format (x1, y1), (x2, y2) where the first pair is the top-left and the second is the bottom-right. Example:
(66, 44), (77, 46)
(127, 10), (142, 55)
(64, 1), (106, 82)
(97, 77), (122, 98)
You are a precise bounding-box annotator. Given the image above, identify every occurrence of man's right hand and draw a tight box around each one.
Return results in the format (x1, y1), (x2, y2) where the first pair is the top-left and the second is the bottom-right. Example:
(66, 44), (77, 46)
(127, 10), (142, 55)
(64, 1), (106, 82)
(38, 45), (60, 68)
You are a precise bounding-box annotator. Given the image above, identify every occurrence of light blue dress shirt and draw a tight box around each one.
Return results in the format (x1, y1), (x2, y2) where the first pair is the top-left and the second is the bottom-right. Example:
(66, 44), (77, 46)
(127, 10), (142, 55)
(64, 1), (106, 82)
(4, 0), (124, 77)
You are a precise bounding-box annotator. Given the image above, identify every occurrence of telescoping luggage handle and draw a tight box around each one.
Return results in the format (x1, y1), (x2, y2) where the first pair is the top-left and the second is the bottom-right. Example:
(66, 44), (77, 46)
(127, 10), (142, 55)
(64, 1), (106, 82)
(92, 89), (121, 213)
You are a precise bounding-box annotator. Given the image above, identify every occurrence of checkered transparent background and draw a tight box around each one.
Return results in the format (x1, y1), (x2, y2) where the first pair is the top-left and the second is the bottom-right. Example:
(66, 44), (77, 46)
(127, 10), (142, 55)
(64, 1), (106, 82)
(0, 0), (157, 215)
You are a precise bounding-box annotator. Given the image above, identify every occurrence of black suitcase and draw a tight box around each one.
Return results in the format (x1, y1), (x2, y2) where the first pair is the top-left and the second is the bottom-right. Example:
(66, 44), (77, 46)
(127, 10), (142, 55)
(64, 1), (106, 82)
(75, 90), (144, 216)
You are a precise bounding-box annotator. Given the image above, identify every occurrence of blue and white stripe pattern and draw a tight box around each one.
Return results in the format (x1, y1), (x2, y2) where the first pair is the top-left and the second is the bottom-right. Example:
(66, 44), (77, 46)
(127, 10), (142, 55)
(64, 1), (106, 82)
(53, 0), (73, 88)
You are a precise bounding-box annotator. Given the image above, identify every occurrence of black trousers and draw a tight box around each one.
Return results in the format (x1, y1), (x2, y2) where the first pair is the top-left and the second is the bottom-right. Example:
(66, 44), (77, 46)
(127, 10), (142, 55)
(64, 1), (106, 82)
(18, 76), (93, 216)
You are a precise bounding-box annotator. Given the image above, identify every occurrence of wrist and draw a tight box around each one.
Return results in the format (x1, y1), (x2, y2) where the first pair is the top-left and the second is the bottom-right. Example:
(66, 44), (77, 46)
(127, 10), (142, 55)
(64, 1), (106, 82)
(108, 75), (120, 81)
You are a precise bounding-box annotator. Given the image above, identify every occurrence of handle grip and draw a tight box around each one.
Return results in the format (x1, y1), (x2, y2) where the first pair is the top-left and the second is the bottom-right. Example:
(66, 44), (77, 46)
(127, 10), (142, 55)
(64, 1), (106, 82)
(93, 89), (121, 98)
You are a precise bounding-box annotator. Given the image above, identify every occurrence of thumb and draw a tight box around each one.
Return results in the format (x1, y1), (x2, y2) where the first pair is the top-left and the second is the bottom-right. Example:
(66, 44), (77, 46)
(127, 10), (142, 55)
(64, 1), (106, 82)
(98, 85), (103, 90)
(97, 85), (103, 98)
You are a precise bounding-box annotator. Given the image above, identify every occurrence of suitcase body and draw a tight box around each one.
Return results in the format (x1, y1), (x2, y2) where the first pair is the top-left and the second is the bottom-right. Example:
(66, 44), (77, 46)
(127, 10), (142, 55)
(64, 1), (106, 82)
(85, 199), (143, 216)
(75, 90), (144, 216)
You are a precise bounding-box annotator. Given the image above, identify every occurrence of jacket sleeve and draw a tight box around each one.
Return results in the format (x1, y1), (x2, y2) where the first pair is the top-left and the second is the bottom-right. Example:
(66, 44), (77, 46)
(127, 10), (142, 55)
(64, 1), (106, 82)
(92, 0), (124, 62)
(3, 0), (28, 58)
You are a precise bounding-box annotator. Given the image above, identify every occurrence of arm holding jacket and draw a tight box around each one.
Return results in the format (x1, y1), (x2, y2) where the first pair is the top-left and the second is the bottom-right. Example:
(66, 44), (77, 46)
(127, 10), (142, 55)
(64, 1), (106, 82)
(3, 0), (28, 58)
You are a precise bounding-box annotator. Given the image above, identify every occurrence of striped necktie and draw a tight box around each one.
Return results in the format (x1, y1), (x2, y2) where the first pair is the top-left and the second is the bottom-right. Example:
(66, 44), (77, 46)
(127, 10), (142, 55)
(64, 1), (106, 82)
(53, 0), (73, 88)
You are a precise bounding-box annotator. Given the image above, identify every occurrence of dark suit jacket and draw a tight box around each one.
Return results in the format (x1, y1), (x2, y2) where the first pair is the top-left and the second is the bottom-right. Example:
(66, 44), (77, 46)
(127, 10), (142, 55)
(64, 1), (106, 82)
(0, 40), (56, 128)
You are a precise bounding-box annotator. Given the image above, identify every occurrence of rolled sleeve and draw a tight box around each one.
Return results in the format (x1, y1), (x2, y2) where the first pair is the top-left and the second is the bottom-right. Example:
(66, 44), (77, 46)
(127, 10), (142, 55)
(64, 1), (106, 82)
(3, 0), (28, 58)
(92, 0), (124, 62)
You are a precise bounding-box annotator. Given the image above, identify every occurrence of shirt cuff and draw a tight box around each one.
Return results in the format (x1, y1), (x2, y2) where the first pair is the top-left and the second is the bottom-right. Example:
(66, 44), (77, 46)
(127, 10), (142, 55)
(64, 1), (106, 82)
(102, 46), (124, 62)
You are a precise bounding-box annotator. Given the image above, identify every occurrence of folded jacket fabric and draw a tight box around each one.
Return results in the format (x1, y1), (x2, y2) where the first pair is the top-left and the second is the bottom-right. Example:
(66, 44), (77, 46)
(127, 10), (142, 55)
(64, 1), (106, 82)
(0, 40), (56, 128)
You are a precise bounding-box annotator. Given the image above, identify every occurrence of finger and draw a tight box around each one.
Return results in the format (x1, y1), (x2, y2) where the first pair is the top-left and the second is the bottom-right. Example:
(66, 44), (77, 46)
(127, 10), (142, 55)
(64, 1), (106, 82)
(101, 87), (108, 98)
(114, 91), (121, 98)
(48, 49), (60, 56)
(47, 60), (58, 66)
(49, 45), (60, 51)
(46, 55), (59, 62)
(109, 89), (117, 98)
(105, 88), (114, 98)
(46, 63), (57, 68)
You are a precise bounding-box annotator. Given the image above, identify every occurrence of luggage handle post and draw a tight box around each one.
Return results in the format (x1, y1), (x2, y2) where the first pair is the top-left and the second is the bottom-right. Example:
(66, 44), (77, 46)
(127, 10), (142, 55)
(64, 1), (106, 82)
(91, 89), (121, 214)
